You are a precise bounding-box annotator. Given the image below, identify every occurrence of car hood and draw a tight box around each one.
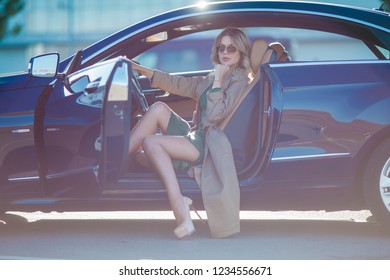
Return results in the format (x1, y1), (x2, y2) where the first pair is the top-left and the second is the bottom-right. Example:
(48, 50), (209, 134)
(0, 72), (30, 91)
(0, 71), (57, 91)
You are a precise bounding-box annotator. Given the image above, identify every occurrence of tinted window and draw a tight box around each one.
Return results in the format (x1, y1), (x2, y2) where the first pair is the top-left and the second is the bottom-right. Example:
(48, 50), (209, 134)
(135, 27), (387, 73)
(135, 31), (216, 72)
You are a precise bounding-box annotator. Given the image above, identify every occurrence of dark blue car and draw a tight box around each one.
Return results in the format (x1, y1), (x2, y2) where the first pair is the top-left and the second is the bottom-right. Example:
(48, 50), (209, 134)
(1, 1), (390, 229)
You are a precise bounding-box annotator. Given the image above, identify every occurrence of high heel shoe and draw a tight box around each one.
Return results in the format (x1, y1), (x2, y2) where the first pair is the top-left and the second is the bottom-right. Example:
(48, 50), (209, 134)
(174, 197), (195, 239)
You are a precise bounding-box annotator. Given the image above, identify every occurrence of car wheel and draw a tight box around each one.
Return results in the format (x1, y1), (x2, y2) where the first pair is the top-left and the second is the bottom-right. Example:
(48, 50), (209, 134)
(363, 139), (390, 228)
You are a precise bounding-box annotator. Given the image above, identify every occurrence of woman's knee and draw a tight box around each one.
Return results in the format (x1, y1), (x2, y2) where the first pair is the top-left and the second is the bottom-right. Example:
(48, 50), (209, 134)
(142, 135), (161, 155)
(148, 101), (170, 117)
(146, 101), (171, 131)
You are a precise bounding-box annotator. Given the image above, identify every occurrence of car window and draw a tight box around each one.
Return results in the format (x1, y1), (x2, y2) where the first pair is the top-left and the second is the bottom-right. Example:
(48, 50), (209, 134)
(377, 45), (390, 59)
(246, 27), (381, 61)
(134, 27), (386, 73)
(285, 29), (378, 61)
(134, 31), (217, 72)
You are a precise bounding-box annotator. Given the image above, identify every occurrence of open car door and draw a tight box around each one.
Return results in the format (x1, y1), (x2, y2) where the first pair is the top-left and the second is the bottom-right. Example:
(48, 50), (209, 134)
(98, 58), (132, 188)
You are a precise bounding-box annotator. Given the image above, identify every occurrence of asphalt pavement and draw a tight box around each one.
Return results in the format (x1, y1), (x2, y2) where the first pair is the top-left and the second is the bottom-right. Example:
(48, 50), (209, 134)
(1, 210), (389, 260)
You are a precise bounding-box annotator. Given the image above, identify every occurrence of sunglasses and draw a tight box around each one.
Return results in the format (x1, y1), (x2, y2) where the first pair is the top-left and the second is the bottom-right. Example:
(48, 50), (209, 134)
(217, 44), (238, 54)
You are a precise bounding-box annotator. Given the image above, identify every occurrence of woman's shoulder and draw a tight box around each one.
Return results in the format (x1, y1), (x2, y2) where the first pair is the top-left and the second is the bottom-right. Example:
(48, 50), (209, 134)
(206, 67), (249, 85)
(231, 67), (250, 83)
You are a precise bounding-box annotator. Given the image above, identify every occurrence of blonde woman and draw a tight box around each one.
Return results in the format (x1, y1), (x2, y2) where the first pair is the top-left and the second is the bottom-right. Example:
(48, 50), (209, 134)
(129, 28), (252, 239)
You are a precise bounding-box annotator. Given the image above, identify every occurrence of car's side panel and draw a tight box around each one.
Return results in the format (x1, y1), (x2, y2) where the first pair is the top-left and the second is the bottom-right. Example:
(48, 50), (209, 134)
(237, 61), (390, 211)
(264, 61), (390, 182)
(0, 86), (46, 184)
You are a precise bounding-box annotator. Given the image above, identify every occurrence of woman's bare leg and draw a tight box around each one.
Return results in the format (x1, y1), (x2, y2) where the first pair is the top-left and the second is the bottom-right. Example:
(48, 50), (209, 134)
(128, 101), (172, 155)
(128, 101), (198, 228)
(142, 135), (199, 225)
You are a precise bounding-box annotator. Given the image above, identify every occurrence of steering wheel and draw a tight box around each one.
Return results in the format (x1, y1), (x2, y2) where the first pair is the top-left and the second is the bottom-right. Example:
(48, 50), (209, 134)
(129, 72), (149, 114)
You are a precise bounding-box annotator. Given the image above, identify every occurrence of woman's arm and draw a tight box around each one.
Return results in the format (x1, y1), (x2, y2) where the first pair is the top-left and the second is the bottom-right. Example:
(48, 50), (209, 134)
(150, 70), (207, 101)
(131, 60), (205, 100)
(206, 72), (249, 126)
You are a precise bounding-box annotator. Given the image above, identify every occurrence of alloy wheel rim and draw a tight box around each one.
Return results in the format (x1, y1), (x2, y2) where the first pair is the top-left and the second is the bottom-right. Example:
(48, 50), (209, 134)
(379, 157), (390, 213)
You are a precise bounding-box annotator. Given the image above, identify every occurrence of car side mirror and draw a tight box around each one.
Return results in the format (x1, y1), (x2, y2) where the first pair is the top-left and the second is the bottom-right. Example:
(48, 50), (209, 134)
(28, 53), (60, 78)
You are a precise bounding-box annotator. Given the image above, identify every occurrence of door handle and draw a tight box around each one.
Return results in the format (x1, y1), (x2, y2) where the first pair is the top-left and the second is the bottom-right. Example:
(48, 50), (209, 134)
(112, 104), (124, 117)
(264, 106), (272, 118)
(114, 110), (124, 116)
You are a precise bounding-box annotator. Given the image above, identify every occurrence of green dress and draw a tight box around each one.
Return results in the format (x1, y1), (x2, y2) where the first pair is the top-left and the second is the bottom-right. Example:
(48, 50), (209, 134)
(165, 90), (208, 172)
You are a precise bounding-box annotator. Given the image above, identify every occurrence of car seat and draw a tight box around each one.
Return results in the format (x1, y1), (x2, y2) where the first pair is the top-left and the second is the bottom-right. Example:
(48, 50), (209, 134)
(223, 39), (289, 172)
(269, 42), (291, 62)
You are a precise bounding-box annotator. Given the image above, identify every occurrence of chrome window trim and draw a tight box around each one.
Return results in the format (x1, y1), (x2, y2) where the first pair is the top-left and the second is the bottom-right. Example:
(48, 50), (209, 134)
(271, 152), (350, 162)
(8, 176), (39, 182)
(270, 59), (390, 69)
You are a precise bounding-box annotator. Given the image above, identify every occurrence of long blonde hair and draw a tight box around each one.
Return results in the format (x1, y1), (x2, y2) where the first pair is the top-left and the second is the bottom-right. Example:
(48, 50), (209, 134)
(210, 28), (252, 76)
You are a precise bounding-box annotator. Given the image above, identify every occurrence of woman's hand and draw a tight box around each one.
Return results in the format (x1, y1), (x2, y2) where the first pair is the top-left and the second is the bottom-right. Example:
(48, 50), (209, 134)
(213, 64), (230, 88)
(130, 60), (154, 80)
(130, 60), (141, 72)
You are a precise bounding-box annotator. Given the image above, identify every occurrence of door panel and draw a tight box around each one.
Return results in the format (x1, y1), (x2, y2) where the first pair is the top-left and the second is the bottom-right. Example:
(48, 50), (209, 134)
(99, 60), (131, 187)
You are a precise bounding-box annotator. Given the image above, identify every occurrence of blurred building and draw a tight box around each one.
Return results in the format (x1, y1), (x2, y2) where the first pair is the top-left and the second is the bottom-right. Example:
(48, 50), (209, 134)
(0, 0), (196, 74)
(0, 0), (382, 74)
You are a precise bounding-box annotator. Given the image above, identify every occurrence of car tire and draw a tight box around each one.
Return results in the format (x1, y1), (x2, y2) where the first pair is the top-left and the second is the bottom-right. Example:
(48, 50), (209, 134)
(363, 139), (390, 229)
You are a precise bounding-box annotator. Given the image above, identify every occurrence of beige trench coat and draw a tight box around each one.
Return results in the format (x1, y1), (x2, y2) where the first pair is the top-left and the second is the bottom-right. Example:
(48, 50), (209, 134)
(151, 68), (249, 238)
